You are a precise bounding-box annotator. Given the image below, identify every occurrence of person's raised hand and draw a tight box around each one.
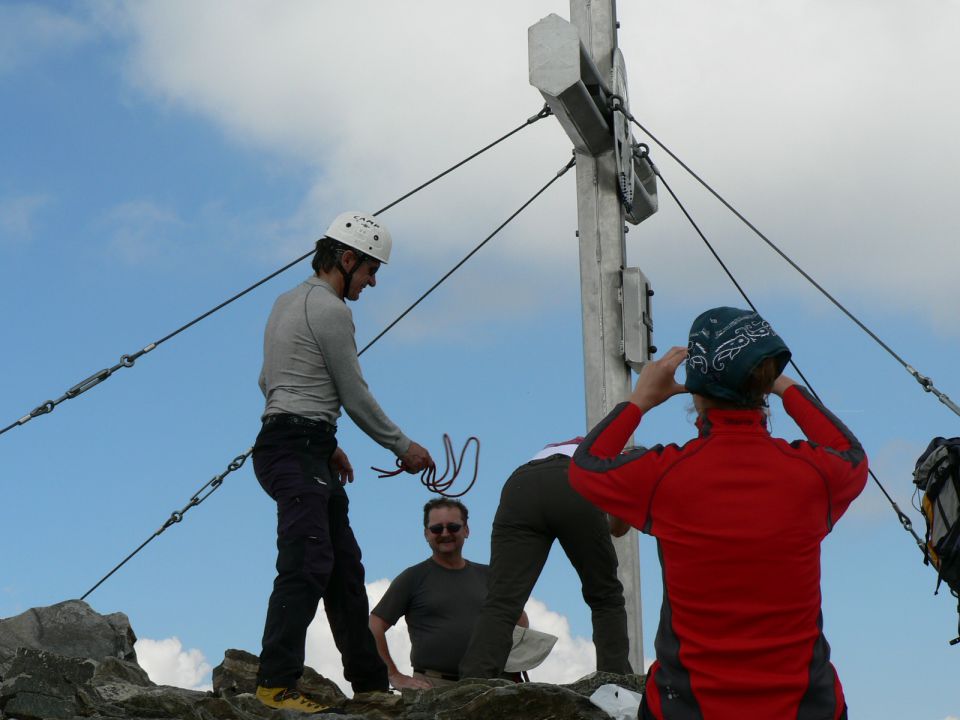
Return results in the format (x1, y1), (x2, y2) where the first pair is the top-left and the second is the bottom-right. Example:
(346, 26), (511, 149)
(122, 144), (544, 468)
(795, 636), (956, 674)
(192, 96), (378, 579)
(629, 346), (689, 412)
(771, 373), (798, 398)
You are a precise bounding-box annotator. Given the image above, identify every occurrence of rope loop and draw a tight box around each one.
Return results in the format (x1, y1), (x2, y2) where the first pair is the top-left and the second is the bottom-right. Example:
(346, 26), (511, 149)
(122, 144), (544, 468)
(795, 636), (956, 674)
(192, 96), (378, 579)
(371, 434), (480, 498)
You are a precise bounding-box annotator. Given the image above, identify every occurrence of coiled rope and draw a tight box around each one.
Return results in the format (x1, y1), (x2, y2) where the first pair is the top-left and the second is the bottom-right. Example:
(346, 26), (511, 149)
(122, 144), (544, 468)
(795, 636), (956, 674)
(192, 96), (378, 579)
(372, 434), (481, 498)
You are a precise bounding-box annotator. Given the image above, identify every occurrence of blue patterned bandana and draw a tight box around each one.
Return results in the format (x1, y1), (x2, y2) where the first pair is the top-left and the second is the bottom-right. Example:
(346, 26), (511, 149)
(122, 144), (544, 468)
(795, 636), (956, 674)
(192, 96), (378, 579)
(685, 307), (791, 404)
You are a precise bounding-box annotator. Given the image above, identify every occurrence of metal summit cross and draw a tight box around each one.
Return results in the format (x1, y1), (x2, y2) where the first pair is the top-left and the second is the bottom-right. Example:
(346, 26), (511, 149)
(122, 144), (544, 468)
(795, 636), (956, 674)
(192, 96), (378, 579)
(529, 1), (658, 672)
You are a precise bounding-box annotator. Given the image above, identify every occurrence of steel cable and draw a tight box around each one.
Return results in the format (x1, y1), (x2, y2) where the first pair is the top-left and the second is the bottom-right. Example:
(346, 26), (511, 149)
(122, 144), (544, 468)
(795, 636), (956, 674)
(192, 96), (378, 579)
(79, 153), (574, 599)
(650, 156), (927, 556)
(621, 111), (960, 419)
(3, 106), (553, 438)
(80, 450), (252, 601)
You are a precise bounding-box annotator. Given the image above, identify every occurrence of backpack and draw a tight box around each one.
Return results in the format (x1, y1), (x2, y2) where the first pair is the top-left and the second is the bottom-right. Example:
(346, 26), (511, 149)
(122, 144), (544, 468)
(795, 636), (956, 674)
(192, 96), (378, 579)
(913, 437), (960, 645)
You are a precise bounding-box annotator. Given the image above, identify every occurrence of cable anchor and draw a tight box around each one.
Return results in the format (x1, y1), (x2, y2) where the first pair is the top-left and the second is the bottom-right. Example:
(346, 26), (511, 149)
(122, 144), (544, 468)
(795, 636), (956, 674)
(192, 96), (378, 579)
(906, 365), (960, 416)
(529, 104), (553, 123)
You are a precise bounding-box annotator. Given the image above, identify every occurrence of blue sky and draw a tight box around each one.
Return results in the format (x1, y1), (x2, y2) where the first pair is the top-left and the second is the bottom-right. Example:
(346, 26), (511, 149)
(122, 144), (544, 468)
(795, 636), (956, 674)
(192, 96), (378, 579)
(1, 1), (958, 717)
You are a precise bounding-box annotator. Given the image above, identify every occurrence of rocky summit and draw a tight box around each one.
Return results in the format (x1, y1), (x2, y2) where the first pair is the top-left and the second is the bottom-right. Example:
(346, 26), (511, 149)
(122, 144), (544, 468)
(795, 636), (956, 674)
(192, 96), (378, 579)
(0, 600), (644, 720)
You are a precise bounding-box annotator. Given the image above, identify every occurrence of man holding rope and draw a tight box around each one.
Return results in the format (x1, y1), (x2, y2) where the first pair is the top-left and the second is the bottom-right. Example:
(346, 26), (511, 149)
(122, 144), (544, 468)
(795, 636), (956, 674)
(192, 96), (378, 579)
(253, 212), (433, 713)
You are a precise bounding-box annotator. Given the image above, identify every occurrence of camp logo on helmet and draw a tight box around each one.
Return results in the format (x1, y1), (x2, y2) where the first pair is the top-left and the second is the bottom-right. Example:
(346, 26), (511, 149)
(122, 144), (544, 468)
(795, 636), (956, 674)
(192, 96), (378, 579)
(346, 214), (381, 234)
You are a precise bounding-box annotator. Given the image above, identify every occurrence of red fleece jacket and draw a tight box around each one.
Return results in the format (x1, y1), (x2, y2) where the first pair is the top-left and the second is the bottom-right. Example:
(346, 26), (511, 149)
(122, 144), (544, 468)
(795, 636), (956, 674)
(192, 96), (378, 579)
(569, 386), (867, 720)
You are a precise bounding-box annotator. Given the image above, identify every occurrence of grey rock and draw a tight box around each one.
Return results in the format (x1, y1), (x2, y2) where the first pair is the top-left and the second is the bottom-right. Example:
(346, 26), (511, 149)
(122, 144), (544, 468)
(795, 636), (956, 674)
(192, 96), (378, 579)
(93, 656), (155, 688)
(212, 648), (345, 705)
(561, 669), (645, 696)
(0, 601), (647, 720)
(0, 647), (97, 719)
(436, 681), (612, 720)
(400, 678), (512, 720)
(210, 648), (258, 695)
(1, 690), (77, 720)
(1, 646), (94, 697)
(106, 684), (209, 718)
(0, 599), (136, 679)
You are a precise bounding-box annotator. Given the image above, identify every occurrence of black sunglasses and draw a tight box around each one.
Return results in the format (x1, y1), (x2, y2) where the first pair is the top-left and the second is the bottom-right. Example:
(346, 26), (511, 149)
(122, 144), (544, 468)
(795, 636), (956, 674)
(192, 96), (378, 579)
(427, 522), (463, 535)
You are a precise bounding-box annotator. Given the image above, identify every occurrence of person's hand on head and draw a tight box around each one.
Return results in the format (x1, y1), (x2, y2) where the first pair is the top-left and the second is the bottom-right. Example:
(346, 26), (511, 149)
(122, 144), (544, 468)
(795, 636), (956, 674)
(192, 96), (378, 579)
(771, 373), (798, 398)
(629, 345), (689, 413)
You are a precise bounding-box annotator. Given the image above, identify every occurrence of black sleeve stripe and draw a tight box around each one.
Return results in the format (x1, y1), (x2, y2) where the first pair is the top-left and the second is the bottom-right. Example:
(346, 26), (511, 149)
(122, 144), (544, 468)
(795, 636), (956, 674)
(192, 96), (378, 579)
(793, 386), (866, 468)
(573, 402), (660, 472)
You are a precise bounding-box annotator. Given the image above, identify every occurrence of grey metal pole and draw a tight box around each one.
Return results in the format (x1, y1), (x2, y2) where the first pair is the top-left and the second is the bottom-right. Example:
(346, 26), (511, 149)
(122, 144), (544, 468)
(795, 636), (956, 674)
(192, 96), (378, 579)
(568, 0), (644, 674)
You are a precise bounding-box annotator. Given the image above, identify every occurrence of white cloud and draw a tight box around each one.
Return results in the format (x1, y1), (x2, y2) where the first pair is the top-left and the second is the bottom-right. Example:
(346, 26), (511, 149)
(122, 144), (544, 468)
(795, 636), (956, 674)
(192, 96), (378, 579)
(0, 4), (92, 74)
(303, 578), (411, 693)
(520, 597), (596, 684)
(0, 194), (49, 245)
(135, 636), (212, 691)
(89, 1), (960, 333)
(844, 437), (927, 524)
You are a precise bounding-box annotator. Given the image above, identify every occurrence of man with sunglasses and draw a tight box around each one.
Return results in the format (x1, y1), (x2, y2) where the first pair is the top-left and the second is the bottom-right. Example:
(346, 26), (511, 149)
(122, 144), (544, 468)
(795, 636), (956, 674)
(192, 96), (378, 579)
(253, 212), (434, 713)
(369, 498), (528, 689)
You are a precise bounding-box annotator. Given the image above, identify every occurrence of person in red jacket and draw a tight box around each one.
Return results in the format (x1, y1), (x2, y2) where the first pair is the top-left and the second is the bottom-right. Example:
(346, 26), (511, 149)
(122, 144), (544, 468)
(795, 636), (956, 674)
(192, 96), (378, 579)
(569, 307), (867, 720)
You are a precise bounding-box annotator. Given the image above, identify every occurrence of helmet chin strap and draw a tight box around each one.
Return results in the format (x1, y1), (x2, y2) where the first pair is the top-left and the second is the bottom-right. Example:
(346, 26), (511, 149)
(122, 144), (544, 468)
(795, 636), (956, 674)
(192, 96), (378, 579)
(334, 259), (355, 300)
(334, 249), (367, 300)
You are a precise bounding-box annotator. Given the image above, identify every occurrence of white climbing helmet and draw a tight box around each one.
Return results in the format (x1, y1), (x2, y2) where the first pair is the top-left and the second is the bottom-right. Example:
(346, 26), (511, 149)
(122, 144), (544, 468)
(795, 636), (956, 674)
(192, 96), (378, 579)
(324, 211), (392, 264)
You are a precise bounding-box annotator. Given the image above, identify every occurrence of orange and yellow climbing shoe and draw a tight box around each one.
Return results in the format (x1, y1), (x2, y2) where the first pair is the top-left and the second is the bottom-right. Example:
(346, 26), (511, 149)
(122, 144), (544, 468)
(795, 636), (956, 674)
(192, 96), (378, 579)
(255, 686), (344, 714)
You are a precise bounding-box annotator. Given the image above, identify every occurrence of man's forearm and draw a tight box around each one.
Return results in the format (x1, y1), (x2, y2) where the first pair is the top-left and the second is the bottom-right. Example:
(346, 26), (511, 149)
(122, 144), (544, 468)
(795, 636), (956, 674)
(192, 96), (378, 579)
(368, 616), (399, 674)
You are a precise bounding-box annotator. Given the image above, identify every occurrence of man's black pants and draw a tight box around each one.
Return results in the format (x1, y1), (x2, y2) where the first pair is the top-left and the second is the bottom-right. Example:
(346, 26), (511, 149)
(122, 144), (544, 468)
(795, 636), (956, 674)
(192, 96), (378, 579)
(253, 417), (387, 692)
(459, 455), (631, 679)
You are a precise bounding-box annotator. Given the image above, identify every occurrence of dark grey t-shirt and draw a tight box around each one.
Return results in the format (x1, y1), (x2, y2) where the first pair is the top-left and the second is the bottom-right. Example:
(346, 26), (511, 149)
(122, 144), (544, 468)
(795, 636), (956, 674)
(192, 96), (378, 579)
(371, 558), (488, 676)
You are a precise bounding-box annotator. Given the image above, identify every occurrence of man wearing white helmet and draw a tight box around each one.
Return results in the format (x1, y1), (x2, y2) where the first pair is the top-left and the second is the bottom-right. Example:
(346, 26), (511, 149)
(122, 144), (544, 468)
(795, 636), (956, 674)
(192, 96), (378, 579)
(253, 212), (434, 713)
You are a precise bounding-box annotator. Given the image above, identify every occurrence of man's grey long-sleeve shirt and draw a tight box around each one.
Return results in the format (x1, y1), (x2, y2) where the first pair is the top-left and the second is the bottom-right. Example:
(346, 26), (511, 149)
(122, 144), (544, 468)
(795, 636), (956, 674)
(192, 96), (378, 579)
(259, 276), (411, 456)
